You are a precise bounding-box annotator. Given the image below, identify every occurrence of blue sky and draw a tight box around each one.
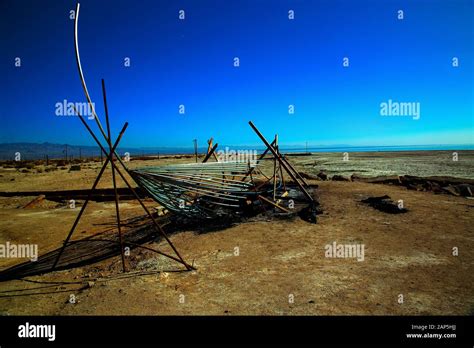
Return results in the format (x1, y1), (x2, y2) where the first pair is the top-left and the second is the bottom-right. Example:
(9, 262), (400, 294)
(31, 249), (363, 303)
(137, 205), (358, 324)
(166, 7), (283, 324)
(1, 0), (473, 148)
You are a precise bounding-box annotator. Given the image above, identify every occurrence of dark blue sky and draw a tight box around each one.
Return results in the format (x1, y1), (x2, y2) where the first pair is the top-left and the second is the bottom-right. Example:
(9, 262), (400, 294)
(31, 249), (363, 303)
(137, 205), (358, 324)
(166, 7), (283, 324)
(1, 0), (473, 148)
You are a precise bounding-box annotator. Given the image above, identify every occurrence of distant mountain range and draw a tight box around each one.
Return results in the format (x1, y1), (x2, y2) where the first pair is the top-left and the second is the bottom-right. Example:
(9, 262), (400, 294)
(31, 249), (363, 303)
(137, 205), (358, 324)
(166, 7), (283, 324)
(0, 142), (201, 160)
(0, 142), (335, 160)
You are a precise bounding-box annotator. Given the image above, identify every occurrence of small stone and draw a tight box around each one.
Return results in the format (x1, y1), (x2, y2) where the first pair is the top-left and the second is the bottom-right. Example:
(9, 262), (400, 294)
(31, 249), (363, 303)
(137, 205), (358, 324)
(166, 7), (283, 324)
(317, 171), (328, 181)
(332, 174), (350, 181)
(298, 172), (319, 180)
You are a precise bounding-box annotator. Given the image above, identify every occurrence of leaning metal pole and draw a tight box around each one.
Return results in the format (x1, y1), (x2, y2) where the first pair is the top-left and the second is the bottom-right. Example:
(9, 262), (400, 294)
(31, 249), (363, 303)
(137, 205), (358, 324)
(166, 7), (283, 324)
(102, 79), (127, 273)
(51, 119), (129, 270)
(248, 121), (314, 203)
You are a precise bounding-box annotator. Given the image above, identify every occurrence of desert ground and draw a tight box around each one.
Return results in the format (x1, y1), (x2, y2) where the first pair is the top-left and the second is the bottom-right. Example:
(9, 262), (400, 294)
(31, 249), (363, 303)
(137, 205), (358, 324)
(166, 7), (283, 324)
(0, 150), (473, 315)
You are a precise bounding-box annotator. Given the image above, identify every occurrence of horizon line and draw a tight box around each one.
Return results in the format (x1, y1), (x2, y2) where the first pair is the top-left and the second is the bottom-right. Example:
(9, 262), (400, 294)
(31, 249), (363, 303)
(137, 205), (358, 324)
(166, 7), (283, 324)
(1, 141), (473, 150)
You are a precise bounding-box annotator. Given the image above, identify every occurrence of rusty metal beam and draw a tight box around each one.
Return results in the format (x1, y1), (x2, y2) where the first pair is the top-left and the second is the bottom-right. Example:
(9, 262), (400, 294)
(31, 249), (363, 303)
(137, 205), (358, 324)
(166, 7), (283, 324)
(257, 194), (289, 213)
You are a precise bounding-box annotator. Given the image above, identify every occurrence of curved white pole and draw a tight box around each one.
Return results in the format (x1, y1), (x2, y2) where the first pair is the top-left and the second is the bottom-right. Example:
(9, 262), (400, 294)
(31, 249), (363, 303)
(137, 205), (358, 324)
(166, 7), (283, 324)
(74, 2), (108, 142)
(74, 3), (129, 170)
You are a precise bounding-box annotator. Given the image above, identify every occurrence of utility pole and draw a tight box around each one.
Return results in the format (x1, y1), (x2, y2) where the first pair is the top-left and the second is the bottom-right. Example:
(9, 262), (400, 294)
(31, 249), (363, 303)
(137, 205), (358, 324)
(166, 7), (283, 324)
(193, 139), (198, 163)
(64, 144), (68, 162)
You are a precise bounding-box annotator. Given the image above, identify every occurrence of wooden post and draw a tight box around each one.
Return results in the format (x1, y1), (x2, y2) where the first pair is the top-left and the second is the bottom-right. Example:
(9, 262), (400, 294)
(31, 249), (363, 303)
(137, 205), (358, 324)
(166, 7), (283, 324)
(203, 143), (218, 163)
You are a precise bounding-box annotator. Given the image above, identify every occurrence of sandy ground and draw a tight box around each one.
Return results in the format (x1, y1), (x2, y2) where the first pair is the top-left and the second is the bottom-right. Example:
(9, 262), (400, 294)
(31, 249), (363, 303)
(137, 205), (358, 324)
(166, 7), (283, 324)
(0, 152), (473, 315)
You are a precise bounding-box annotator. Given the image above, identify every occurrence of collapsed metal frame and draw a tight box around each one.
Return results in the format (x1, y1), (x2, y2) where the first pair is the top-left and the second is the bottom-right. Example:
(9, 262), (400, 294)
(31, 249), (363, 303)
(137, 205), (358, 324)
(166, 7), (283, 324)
(128, 126), (314, 220)
(130, 122), (315, 220)
(130, 162), (261, 215)
(52, 2), (317, 276)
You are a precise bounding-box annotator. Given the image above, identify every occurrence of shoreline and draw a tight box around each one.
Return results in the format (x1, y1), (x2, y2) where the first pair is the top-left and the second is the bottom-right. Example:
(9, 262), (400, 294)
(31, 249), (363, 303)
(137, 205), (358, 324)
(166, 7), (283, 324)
(1, 147), (473, 161)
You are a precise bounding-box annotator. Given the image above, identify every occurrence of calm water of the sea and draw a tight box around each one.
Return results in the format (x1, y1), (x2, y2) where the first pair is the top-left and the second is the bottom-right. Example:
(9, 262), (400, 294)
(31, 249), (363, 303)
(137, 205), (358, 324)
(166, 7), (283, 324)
(280, 144), (474, 153)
